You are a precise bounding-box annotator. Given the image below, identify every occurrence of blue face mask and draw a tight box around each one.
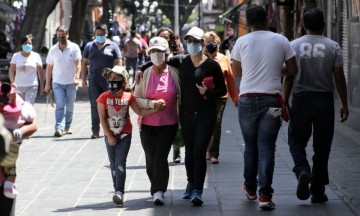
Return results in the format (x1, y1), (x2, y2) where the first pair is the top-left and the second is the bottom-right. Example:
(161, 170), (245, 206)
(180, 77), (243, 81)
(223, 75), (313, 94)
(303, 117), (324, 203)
(96, 35), (106, 43)
(22, 44), (33, 53)
(187, 42), (202, 55)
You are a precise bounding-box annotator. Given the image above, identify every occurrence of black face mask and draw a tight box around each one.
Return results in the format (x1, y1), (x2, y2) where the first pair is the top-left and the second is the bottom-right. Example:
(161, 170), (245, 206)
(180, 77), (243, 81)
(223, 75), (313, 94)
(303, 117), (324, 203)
(206, 43), (218, 54)
(108, 80), (124, 94)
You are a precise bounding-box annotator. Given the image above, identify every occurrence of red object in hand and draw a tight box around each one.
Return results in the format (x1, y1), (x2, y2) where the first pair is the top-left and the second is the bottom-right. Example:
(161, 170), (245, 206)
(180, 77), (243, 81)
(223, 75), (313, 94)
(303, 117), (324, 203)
(203, 76), (214, 89)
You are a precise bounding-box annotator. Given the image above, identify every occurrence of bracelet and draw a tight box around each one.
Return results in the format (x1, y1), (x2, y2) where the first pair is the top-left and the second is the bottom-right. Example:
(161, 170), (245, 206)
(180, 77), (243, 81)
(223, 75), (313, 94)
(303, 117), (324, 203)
(146, 99), (150, 109)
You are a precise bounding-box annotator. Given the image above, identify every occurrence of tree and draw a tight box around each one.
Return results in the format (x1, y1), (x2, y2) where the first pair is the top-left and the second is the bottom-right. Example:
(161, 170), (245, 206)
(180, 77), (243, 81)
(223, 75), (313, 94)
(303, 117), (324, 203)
(17, 0), (59, 51)
(68, 0), (90, 44)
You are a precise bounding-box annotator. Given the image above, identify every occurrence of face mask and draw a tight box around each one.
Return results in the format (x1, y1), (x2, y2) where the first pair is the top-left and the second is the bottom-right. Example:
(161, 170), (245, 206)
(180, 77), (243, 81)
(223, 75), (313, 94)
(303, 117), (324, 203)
(206, 43), (218, 54)
(108, 80), (124, 94)
(187, 42), (202, 55)
(22, 44), (33, 53)
(96, 35), (106, 43)
(150, 52), (166, 66)
(57, 36), (67, 44)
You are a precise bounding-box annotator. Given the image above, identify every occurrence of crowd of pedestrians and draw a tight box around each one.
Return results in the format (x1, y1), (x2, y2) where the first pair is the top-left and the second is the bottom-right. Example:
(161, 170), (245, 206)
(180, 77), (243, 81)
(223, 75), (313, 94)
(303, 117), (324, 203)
(0, 4), (350, 214)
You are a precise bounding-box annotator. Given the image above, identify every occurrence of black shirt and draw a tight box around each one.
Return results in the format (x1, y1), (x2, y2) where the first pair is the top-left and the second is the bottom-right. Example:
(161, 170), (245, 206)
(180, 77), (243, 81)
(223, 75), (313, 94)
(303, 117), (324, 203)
(168, 54), (226, 112)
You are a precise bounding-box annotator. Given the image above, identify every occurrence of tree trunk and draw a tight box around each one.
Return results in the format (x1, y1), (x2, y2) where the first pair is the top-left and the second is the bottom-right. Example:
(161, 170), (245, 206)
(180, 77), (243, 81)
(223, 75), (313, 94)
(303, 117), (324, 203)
(17, 0), (59, 52)
(68, 0), (89, 44)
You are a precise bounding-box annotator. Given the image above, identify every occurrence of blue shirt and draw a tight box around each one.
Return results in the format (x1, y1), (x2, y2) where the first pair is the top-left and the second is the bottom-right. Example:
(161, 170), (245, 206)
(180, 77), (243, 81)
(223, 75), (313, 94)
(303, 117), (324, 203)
(83, 39), (122, 80)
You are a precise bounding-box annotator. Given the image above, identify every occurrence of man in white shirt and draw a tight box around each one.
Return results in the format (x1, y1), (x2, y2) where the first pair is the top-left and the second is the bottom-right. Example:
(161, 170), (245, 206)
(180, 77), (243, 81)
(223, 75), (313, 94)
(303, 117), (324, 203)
(231, 5), (297, 210)
(45, 26), (82, 137)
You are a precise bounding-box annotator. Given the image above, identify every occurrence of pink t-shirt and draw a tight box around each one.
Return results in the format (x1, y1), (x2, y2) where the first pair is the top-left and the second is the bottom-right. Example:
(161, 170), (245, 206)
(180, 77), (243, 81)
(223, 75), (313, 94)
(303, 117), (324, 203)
(142, 68), (178, 126)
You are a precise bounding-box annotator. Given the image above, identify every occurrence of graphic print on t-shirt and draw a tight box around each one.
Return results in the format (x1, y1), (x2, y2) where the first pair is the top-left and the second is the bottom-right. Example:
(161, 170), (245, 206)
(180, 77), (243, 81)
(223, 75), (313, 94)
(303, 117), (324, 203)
(107, 104), (128, 136)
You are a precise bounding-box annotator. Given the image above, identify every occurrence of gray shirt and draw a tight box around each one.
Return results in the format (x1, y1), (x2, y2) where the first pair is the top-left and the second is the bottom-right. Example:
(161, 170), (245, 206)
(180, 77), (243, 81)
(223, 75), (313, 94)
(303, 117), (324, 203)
(290, 35), (343, 93)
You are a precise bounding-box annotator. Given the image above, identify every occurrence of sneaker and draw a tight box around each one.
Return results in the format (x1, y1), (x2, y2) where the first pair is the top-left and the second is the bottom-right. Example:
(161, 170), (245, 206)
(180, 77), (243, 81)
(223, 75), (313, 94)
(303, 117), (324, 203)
(210, 157), (219, 164)
(311, 193), (328, 204)
(64, 128), (73, 135)
(173, 148), (181, 163)
(153, 191), (164, 205)
(242, 184), (257, 200)
(54, 130), (64, 137)
(91, 132), (100, 139)
(258, 194), (275, 210)
(190, 189), (203, 206)
(182, 182), (194, 199)
(4, 181), (18, 199)
(297, 171), (311, 200)
(113, 191), (123, 205)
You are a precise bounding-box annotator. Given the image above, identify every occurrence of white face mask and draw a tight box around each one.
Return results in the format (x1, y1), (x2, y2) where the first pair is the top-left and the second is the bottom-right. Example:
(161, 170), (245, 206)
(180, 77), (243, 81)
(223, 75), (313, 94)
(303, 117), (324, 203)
(150, 52), (166, 66)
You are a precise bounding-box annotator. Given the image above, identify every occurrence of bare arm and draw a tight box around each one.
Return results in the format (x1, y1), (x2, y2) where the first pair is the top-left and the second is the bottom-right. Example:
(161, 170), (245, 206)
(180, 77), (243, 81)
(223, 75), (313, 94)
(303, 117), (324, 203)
(73, 59), (81, 86)
(282, 56), (298, 106)
(114, 58), (122, 66)
(97, 102), (117, 145)
(45, 64), (53, 93)
(37, 65), (44, 95)
(81, 58), (89, 88)
(9, 64), (16, 87)
(334, 67), (349, 122)
(231, 60), (242, 78)
(20, 120), (38, 138)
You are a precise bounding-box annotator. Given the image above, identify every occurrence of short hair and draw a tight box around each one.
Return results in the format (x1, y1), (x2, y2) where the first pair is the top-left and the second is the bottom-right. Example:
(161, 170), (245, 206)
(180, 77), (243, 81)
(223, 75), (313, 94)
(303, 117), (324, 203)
(246, 4), (267, 27)
(95, 24), (108, 33)
(56, 25), (68, 33)
(203, 31), (221, 44)
(20, 34), (33, 45)
(303, 8), (325, 31)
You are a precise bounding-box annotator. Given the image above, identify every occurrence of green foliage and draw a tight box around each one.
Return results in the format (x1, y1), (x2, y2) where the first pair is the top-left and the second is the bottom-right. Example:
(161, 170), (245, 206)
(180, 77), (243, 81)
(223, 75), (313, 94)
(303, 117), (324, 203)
(187, 7), (198, 23)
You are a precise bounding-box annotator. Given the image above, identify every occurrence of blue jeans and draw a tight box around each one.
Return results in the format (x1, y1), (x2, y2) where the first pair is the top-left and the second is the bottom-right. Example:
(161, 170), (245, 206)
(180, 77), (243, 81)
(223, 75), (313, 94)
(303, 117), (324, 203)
(238, 96), (281, 198)
(88, 79), (108, 133)
(105, 134), (132, 193)
(288, 92), (334, 195)
(125, 57), (138, 82)
(52, 82), (77, 131)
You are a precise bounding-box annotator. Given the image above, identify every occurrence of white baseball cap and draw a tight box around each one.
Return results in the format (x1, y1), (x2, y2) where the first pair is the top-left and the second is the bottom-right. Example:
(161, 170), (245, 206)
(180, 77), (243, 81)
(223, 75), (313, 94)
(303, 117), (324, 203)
(147, 36), (170, 55)
(184, 27), (204, 40)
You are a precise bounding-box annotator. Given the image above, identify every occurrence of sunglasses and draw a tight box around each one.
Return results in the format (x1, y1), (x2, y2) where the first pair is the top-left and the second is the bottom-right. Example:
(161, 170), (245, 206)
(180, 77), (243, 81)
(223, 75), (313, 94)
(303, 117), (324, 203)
(185, 38), (201, 44)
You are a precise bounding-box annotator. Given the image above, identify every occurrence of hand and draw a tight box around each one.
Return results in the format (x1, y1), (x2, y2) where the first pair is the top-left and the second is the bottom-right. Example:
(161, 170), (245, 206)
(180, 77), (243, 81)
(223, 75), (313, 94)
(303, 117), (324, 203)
(135, 70), (143, 85)
(11, 82), (17, 88)
(39, 86), (45, 95)
(82, 80), (88, 88)
(107, 134), (117, 146)
(340, 106), (349, 122)
(154, 99), (166, 111)
(233, 99), (239, 107)
(73, 79), (80, 87)
(196, 82), (208, 95)
(44, 84), (51, 93)
(13, 129), (23, 142)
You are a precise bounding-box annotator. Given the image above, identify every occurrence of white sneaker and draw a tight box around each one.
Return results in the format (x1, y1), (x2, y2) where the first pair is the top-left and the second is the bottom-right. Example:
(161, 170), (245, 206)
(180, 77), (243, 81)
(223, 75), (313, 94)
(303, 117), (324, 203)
(153, 191), (164, 205)
(113, 191), (123, 205)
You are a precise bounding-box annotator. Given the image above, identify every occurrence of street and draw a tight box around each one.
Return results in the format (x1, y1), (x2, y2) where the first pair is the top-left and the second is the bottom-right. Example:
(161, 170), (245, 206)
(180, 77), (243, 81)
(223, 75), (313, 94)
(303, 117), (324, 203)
(13, 87), (360, 216)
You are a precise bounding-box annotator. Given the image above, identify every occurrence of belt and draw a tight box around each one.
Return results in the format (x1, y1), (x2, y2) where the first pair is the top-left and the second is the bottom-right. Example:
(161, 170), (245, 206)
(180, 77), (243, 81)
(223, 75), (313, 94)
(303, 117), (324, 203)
(240, 93), (278, 97)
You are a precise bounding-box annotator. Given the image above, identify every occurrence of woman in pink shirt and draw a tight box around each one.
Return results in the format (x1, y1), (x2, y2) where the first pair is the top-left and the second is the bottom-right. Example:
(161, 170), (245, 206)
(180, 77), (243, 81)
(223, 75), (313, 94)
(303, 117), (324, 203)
(134, 37), (181, 205)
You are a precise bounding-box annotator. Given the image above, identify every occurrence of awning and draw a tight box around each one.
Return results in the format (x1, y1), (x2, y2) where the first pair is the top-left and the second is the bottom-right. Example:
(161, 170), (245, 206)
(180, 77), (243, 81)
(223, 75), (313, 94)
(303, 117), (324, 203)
(218, 2), (246, 20)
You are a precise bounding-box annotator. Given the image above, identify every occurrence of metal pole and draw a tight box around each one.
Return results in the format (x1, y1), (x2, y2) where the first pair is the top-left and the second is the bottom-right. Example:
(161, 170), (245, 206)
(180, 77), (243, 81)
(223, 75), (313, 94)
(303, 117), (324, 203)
(327, 0), (332, 38)
(174, 0), (179, 36)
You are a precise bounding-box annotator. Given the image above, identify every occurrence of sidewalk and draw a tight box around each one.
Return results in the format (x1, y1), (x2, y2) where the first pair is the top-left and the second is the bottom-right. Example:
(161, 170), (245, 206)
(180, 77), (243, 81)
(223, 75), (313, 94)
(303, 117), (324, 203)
(14, 89), (358, 216)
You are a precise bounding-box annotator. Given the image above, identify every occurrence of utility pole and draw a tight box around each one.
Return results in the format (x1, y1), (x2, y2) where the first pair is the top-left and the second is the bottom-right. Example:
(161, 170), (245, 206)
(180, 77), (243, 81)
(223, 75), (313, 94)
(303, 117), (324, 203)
(174, 0), (179, 36)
